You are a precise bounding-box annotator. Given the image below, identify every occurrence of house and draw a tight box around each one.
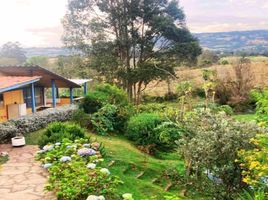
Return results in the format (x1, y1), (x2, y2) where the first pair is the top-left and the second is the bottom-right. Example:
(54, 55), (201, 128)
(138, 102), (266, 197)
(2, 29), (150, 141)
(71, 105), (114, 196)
(0, 65), (91, 122)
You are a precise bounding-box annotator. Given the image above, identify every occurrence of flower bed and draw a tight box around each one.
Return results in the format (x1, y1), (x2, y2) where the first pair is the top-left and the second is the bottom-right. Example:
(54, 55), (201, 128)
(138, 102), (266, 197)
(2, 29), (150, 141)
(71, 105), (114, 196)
(36, 138), (121, 200)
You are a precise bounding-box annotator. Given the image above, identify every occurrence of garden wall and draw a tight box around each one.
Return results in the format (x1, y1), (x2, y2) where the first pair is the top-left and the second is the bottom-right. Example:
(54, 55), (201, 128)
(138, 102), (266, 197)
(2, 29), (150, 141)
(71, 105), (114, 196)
(0, 105), (78, 143)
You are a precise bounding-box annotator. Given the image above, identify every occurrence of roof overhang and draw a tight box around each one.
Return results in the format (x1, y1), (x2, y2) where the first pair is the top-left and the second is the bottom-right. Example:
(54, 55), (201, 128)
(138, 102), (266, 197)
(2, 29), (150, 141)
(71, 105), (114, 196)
(0, 65), (81, 88)
(69, 79), (93, 86)
(0, 76), (41, 93)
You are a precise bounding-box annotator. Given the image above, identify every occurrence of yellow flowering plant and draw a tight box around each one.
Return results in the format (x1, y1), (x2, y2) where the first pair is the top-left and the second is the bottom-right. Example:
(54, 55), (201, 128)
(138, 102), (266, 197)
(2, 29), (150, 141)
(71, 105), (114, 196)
(238, 134), (268, 190)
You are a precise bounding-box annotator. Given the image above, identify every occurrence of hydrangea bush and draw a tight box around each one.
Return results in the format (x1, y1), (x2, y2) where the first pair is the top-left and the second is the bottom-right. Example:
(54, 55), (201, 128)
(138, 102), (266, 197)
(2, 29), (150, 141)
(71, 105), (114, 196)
(36, 138), (121, 200)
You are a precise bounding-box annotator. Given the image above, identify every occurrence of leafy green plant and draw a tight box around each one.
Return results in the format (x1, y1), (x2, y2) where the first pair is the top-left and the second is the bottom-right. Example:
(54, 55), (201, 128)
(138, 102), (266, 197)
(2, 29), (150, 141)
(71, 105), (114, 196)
(91, 104), (132, 135)
(153, 122), (184, 151)
(177, 109), (263, 199)
(71, 109), (91, 128)
(136, 103), (167, 113)
(250, 89), (268, 125)
(238, 189), (267, 200)
(36, 138), (121, 200)
(80, 83), (129, 114)
(126, 113), (163, 147)
(38, 122), (86, 148)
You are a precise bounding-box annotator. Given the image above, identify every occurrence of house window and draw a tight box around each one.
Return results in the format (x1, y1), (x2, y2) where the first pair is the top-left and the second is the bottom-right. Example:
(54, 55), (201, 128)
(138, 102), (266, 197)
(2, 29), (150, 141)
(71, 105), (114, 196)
(0, 94), (4, 108)
(23, 87), (44, 108)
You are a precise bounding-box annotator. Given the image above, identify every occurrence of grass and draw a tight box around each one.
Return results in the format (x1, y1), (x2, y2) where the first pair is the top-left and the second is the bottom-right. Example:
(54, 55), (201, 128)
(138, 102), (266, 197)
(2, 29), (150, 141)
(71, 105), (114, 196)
(0, 156), (8, 165)
(25, 129), (206, 200)
(233, 114), (257, 122)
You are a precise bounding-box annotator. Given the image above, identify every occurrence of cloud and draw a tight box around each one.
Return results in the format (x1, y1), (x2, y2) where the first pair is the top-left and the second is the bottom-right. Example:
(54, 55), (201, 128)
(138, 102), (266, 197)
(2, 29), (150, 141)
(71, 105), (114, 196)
(180, 0), (268, 33)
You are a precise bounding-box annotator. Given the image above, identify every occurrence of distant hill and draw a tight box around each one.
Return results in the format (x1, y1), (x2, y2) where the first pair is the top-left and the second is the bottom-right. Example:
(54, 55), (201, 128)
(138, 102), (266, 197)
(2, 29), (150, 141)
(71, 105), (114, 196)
(195, 30), (268, 53)
(24, 47), (73, 58)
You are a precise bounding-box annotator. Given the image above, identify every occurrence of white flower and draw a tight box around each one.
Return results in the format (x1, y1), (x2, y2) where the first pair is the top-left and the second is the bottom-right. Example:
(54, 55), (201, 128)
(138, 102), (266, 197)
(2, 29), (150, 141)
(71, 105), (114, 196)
(86, 195), (105, 200)
(122, 193), (133, 200)
(87, 163), (96, 169)
(0, 152), (8, 157)
(100, 168), (110, 175)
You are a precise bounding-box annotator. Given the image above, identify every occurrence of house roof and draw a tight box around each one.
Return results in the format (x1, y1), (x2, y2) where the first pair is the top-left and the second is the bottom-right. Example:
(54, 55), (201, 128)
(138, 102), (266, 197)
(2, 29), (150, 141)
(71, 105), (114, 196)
(0, 65), (81, 88)
(69, 79), (92, 85)
(0, 76), (41, 93)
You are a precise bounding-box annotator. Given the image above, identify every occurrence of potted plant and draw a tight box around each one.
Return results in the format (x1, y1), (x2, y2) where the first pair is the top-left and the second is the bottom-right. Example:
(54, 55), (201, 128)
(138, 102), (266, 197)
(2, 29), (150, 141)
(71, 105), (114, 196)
(11, 133), (26, 147)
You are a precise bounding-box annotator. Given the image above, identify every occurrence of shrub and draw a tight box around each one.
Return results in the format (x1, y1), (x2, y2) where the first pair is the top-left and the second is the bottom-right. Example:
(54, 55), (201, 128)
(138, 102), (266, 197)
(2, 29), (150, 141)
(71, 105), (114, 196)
(177, 109), (263, 199)
(71, 109), (91, 128)
(80, 83), (129, 114)
(38, 122), (86, 148)
(91, 104), (117, 135)
(238, 134), (268, 192)
(136, 103), (167, 113)
(91, 104), (132, 135)
(250, 89), (268, 125)
(153, 121), (184, 151)
(80, 93), (104, 114)
(126, 113), (163, 146)
(0, 105), (77, 144)
(36, 138), (121, 200)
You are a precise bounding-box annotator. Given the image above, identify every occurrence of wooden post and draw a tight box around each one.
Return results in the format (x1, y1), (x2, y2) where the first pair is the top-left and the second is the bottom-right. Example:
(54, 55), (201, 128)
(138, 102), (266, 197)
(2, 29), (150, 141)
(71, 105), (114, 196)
(70, 87), (74, 104)
(31, 83), (36, 113)
(83, 82), (88, 96)
(51, 79), (56, 108)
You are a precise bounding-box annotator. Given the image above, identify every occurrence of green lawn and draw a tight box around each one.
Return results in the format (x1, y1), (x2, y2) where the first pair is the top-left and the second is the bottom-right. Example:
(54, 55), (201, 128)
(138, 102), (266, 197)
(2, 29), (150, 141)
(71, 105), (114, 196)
(233, 114), (257, 122)
(25, 130), (207, 200)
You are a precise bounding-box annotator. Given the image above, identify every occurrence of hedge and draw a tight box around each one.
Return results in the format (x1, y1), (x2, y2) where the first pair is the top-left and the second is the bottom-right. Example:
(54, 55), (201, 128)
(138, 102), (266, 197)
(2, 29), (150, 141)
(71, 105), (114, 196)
(0, 105), (77, 143)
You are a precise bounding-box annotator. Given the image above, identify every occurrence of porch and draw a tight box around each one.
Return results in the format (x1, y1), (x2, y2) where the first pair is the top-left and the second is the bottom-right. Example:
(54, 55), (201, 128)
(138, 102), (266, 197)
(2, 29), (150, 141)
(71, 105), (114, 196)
(0, 66), (91, 122)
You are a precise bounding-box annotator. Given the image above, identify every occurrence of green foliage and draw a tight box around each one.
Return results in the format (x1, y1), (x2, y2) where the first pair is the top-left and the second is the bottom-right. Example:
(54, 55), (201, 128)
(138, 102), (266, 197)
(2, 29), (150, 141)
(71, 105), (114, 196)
(238, 134), (268, 191)
(176, 81), (192, 97)
(153, 122), (184, 151)
(38, 122), (86, 148)
(91, 104), (118, 135)
(126, 113), (163, 146)
(136, 103), (167, 113)
(194, 103), (233, 115)
(36, 138), (121, 200)
(221, 60), (229, 65)
(177, 109), (263, 199)
(80, 84), (129, 114)
(0, 42), (26, 64)
(238, 189), (267, 200)
(71, 109), (91, 128)
(25, 56), (49, 66)
(250, 89), (268, 124)
(63, 0), (201, 102)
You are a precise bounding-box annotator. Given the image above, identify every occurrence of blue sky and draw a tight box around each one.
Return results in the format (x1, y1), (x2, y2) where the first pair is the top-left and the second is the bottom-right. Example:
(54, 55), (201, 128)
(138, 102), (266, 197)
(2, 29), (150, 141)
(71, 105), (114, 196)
(0, 0), (267, 47)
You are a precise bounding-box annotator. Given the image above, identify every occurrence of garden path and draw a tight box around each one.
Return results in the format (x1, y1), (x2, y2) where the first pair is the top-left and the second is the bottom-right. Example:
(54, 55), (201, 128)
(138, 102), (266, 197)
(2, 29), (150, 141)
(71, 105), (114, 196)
(0, 144), (53, 200)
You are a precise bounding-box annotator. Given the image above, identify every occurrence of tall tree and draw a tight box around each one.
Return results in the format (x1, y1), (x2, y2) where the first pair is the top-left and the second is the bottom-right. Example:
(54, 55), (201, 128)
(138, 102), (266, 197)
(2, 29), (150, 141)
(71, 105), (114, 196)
(0, 42), (27, 64)
(63, 0), (201, 103)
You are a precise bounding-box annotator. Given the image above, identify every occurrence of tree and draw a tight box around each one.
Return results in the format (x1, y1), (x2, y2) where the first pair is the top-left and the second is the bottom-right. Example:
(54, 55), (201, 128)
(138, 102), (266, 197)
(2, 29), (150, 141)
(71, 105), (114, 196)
(0, 42), (27, 64)
(63, 0), (202, 103)
(25, 56), (49, 67)
(198, 50), (219, 67)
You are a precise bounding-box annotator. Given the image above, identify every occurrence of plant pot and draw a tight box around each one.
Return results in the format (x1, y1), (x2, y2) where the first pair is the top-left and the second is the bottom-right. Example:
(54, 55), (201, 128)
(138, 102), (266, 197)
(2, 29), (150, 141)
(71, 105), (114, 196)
(11, 136), (26, 147)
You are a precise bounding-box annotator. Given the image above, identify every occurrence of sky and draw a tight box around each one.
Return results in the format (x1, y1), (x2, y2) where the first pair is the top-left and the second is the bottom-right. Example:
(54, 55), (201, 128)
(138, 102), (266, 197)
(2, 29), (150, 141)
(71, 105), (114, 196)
(0, 0), (267, 47)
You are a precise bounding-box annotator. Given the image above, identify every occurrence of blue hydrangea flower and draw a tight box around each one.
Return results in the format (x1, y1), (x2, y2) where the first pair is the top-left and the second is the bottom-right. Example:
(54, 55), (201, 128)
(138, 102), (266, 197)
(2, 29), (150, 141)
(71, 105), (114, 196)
(87, 163), (96, 169)
(43, 145), (54, 152)
(37, 150), (46, 154)
(83, 143), (91, 147)
(78, 148), (96, 156)
(60, 156), (72, 162)
(43, 163), (52, 169)
(66, 145), (72, 149)
(55, 142), (61, 146)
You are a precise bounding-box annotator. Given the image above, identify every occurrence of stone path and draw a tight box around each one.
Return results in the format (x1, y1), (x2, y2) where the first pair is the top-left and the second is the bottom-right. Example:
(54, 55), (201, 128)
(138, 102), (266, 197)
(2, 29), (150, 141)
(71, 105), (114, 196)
(0, 144), (53, 200)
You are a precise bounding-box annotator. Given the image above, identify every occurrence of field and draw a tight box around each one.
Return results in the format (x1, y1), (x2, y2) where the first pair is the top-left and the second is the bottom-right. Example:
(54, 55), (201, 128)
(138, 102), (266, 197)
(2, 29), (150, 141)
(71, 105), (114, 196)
(145, 56), (268, 96)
